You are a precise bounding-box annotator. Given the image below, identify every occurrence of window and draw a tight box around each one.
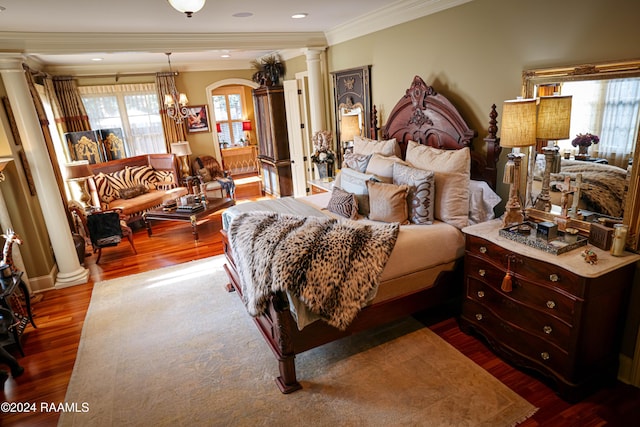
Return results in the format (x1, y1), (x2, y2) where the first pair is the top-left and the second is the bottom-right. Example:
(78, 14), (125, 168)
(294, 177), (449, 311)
(79, 83), (165, 156)
(212, 86), (247, 146)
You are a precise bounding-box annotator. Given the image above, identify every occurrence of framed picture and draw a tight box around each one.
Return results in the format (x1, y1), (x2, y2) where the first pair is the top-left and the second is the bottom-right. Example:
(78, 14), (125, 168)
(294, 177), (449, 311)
(186, 105), (210, 133)
(98, 128), (127, 160)
(65, 130), (105, 164)
(1, 96), (22, 146)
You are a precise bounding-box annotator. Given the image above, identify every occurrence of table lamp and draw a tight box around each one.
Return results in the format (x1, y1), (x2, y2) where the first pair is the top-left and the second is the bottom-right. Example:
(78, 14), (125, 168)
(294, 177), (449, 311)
(500, 98), (537, 227)
(533, 95), (572, 211)
(170, 141), (192, 179)
(340, 114), (361, 151)
(242, 120), (252, 144)
(65, 161), (93, 207)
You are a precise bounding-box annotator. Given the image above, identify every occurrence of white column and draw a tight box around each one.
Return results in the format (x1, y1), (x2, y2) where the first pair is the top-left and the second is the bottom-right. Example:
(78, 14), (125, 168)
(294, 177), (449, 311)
(0, 55), (89, 288)
(303, 48), (327, 135)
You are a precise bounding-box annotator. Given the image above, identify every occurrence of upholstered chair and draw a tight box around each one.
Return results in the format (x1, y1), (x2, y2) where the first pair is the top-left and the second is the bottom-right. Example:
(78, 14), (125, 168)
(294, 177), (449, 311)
(192, 155), (235, 199)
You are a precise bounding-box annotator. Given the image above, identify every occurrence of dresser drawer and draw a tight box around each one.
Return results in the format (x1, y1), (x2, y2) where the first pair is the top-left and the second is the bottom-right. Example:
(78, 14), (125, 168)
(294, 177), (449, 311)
(463, 299), (572, 377)
(466, 277), (572, 349)
(465, 254), (578, 324)
(466, 236), (585, 297)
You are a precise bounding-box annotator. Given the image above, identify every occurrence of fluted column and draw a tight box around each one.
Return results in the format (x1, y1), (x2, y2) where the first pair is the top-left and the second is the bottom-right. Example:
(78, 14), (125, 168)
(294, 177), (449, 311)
(303, 48), (327, 135)
(0, 54), (89, 288)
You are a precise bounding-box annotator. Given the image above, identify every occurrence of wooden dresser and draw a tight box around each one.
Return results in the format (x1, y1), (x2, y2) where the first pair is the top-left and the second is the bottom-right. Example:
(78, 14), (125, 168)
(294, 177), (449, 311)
(460, 220), (640, 402)
(253, 85), (293, 197)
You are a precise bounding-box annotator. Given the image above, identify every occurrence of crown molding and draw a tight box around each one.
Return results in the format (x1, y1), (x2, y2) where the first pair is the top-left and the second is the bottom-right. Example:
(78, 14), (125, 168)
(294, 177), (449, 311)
(325, 0), (474, 46)
(0, 31), (328, 55)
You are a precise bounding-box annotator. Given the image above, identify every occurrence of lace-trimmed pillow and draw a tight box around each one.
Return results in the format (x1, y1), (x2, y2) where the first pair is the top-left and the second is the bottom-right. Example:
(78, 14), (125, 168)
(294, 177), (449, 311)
(326, 187), (359, 219)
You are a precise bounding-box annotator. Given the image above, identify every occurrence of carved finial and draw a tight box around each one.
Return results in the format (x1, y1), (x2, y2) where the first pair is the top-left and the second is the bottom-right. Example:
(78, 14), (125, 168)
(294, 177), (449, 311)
(487, 104), (498, 139)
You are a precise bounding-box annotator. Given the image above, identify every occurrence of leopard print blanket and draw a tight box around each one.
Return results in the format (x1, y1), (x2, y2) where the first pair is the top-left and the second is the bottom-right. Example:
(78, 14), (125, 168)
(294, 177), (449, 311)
(228, 211), (400, 330)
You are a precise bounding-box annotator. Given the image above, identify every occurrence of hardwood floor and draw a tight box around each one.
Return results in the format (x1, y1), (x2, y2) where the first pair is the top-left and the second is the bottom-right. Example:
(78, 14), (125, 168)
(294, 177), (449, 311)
(2, 188), (640, 426)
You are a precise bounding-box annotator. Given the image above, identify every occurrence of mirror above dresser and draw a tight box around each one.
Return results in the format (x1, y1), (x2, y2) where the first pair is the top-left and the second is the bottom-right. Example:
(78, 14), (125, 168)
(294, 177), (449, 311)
(522, 59), (640, 251)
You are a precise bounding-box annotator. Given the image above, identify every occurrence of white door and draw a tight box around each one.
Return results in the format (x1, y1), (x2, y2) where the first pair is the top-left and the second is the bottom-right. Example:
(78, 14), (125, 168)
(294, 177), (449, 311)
(283, 79), (310, 197)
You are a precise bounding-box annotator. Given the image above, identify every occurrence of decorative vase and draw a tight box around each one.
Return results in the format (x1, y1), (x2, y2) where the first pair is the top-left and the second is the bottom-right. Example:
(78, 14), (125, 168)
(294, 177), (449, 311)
(578, 145), (589, 155)
(315, 162), (333, 180)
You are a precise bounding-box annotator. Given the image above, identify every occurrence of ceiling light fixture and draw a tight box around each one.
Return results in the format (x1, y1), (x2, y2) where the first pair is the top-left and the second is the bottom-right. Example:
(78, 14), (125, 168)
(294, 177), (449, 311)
(291, 13), (308, 19)
(168, 0), (205, 18)
(163, 53), (189, 124)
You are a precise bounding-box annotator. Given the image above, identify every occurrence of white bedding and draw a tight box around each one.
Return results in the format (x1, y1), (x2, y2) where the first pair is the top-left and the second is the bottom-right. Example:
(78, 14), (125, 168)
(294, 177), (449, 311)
(223, 192), (466, 329)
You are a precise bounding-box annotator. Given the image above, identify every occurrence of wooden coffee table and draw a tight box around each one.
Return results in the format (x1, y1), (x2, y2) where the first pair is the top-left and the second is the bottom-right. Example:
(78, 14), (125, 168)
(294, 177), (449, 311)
(143, 197), (235, 242)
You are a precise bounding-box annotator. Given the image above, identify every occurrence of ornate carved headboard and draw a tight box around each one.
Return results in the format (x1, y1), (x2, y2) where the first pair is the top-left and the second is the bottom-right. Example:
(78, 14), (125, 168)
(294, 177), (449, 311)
(381, 76), (500, 189)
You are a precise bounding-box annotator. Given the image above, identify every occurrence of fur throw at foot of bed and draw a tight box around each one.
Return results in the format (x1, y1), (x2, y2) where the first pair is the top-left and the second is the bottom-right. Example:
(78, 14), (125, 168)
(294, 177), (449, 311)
(228, 212), (400, 330)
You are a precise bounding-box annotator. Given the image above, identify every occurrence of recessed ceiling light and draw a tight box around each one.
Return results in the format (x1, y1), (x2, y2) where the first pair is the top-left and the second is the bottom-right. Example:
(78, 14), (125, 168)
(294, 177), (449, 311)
(232, 12), (253, 18)
(291, 13), (308, 19)
(0, 6), (6, 12)
(91, 58), (104, 62)
(221, 54), (231, 58)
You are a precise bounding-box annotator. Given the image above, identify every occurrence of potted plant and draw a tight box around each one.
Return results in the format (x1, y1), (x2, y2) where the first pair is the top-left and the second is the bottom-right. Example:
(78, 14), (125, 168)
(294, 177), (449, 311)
(251, 54), (286, 86)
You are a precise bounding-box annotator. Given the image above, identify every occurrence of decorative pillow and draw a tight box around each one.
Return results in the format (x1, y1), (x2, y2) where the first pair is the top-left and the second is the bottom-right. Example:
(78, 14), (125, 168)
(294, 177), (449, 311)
(93, 172), (117, 204)
(128, 165), (157, 189)
(393, 162), (435, 225)
(342, 152), (372, 173)
(105, 168), (133, 191)
(338, 167), (381, 217)
(366, 181), (409, 224)
(365, 153), (405, 182)
(405, 141), (470, 229)
(326, 187), (359, 219)
(353, 135), (400, 157)
(154, 170), (175, 184)
(118, 184), (148, 200)
(197, 168), (212, 183)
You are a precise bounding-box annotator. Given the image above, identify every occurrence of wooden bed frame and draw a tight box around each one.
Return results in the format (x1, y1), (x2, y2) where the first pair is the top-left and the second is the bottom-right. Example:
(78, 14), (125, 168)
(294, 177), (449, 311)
(221, 76), (500, 393)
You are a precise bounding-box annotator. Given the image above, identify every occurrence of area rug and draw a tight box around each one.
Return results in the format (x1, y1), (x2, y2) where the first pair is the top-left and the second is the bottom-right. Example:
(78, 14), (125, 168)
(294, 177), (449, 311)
(60, 256), (537, 426)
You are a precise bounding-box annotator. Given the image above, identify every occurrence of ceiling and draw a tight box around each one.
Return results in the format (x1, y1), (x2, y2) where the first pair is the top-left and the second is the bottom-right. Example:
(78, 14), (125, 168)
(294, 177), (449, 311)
(0, 0), (470, 74)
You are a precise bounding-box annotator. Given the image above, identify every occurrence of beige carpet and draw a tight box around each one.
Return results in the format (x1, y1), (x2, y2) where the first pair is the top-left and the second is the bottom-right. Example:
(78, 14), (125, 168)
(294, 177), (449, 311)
(60, 256), (537, 426)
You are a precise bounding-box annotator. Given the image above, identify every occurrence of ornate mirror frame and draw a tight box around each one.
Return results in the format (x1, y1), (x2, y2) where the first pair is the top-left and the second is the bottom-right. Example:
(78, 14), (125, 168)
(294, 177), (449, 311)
(331, 65), (372, 165)
(522, 58), (640, 252)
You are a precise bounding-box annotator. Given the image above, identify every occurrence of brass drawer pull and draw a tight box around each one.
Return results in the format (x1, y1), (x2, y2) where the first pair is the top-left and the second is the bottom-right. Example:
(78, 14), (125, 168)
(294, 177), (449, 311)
(546, 300), (556, 309)
(478, 269), (486, 277)
(549, 273), (559, 282)
(475, 313), (483, 321)
(543, 325), (553, 334)
(540, 352), (550, 361)
(477, 291), (485, 298)
(479, 246), (487, 254)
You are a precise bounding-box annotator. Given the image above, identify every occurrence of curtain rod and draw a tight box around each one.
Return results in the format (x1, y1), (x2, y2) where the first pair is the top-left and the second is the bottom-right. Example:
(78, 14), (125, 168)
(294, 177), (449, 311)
(74, 71), (177, 80)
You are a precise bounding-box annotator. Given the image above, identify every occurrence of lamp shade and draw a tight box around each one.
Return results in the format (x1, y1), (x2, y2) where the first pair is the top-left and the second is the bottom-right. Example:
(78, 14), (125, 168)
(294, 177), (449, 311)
(340, 114), (361, 142)
(216, 123), (222, 133)
(536, 95), (572, 140)
(242, 121), (252, 131)
(65, 161), (93, 181)
(170, 141), (192, 156)
(500, 98), (537, 147)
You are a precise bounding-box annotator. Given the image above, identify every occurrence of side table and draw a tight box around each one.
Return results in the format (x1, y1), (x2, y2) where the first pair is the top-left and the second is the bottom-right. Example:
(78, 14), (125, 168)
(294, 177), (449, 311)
(1, 271), (36, 356)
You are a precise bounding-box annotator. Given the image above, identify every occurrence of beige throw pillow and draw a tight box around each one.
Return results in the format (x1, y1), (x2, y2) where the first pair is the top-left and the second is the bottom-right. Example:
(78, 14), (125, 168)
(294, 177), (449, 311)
(365, 153), (405, 182)
(405, 141), (470, 229)
(353, 135), (400, 157)
(366, 181), (409, 224)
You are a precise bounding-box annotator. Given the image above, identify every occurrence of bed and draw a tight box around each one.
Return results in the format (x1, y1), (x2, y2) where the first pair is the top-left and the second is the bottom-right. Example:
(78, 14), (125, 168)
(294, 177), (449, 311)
(220, 75), (501, 393)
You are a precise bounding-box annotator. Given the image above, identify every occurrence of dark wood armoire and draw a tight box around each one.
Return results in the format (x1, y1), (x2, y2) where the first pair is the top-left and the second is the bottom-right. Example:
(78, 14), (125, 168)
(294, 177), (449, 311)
(253, 85), (293, 197)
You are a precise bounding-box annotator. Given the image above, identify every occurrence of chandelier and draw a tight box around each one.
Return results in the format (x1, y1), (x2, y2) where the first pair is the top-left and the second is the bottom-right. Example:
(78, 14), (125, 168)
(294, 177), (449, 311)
(163, 52), (189, 124)
(168, 0), (205, 18)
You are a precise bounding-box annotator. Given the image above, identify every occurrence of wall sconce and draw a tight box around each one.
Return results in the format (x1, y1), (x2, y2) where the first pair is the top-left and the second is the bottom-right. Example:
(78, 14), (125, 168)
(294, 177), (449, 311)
(65, 160), (93, 207)
(242, 121), (252, 144)
(168, 0), (206, 17)
(170, 141), (192, 179)
(533, 95), (572, 212)
(163, 53), (189, 124)
(500, 98), (538, 227)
